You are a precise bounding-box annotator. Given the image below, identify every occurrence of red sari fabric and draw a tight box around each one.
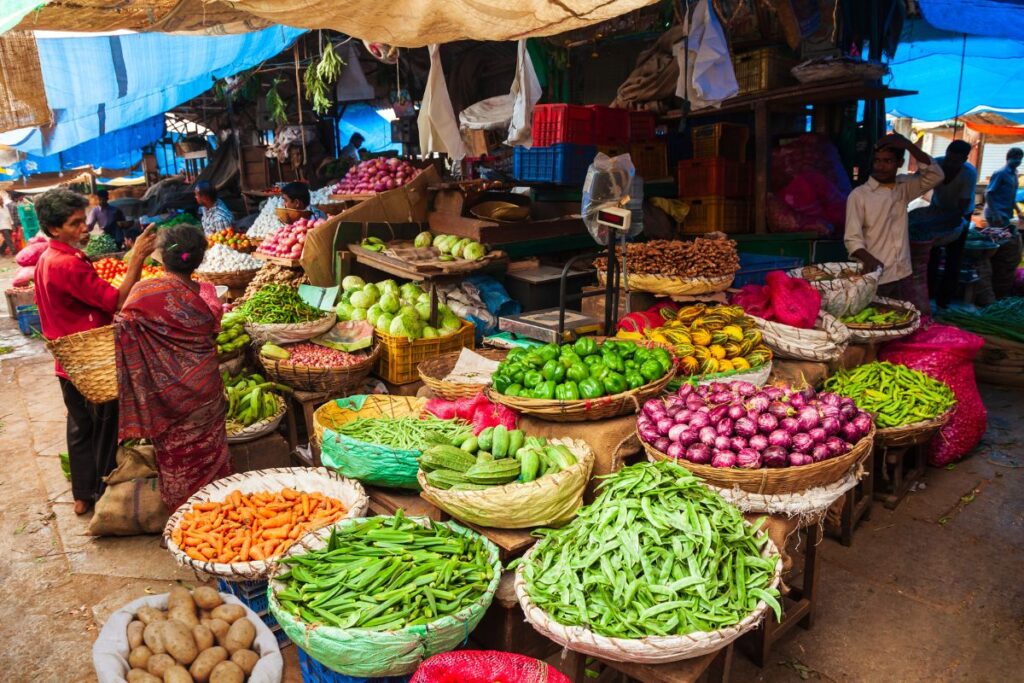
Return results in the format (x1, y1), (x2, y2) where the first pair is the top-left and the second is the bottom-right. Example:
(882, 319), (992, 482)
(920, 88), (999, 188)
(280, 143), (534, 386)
(115, 276), (231, 511)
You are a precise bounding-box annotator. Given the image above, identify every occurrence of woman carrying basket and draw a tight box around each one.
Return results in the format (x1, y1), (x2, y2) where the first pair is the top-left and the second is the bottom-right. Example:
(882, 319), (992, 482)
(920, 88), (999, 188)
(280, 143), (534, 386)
(114, 225), (232, 511)
(34, 189), (158, 515)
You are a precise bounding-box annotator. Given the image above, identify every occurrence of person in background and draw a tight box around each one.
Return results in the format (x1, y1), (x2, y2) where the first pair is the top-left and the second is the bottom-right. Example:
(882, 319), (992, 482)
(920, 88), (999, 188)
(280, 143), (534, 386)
(925, 140), (977, 308)
(194, 180), (234, 235)
(33, 188), (158, 515)
(114, 224), (231, 511)
(86, 189), (129, 248)
(0, 191), (15, 256)
(983, 148), (1024, 300)
(845, 133), (944, 299)
(281, 182), (326, 221)
(339, 132), (365, 165)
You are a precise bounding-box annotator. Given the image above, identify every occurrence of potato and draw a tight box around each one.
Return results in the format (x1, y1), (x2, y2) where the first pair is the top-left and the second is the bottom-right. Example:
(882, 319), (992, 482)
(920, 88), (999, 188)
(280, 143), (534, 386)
(143, 621), (166, 655)
(192, 586), (223, 610)
(223, 618), (255, 655)
(169, 604), (200, 628)
(189, 646), (228, 683)
(136, 606), (167, 626)
(207, 618), (230, 645)
(230, 649), (259, 675)
(127, 620), (146, 650)
(127, 669), (161, 683)
(162, 665), (193, 683)
(167, 586), (195, 613)
(209, 660), (244, 683)
(162, 619), (199, 665)
(210, 604), (245, 624)
(200, 609), (212, 621)
(128, 645), (153, 670)
(193, 624), (215, 652)
(146, 653), (176, 677)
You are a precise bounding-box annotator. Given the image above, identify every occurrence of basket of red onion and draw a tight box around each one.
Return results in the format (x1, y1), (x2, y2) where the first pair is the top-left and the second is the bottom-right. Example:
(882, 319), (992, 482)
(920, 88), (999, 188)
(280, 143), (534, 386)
(257, 341), (381, 394)
(637, 381), (875, 494)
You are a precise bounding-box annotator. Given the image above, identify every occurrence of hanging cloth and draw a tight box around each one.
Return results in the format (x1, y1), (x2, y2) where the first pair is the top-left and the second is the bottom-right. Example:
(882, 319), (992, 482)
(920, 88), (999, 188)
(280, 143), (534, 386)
(673, 0), (738, 110)
(336, 42), (374, 102)
(418, 44), (466, 160)
(505, 39), (542, 147)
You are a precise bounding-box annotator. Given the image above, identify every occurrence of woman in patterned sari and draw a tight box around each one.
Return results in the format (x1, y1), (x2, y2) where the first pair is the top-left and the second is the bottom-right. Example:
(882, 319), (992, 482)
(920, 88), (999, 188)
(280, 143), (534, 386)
(114, 225), (231, 511)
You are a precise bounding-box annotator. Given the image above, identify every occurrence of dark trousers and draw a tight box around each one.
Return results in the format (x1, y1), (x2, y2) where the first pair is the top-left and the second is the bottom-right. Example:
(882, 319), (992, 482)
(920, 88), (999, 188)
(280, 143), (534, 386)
(928, 224), (968, 309)
(60, 377), (119, 502)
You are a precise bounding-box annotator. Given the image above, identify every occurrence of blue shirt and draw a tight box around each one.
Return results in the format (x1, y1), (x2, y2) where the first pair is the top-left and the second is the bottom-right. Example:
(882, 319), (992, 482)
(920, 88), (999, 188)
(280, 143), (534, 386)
(931, 158), (977, 217)
(985, 165), (1019, 217)
(199, 198), (234, 235)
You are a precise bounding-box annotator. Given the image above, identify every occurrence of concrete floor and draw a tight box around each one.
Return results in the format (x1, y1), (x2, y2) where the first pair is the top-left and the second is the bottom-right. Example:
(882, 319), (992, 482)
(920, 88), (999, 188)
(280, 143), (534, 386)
(0, 254), (1021, 682)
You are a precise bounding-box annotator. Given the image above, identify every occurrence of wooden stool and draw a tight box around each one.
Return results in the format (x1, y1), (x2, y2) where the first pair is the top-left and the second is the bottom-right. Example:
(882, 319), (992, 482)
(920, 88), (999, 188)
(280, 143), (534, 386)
(831, 446), (875, 546)
(873, 443), (927, 510)
(284, 389), (332, 466)
(560, 644), (733, 683)
(742, 523), (821, 667)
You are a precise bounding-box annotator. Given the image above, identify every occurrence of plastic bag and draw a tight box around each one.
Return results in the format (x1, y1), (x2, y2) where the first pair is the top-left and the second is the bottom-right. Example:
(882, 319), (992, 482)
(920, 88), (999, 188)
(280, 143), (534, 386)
(12, 265), (34, 287)
(15, 238), (48, 267)
(582, 153), (639, 244)
(411, 650), (570, 683)
(879, 324), (986, 466)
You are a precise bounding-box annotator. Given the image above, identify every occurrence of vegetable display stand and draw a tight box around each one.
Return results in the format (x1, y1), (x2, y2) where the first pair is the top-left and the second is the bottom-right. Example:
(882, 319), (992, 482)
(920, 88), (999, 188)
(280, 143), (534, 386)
(417, 348), (508, 400)
(827, 444), (875, 546)
(366, 485), (446, 522)
(559, 643), (733, 683)
(873, 443), (928, 511)
(285, 389), (334, 466)
(4, 285), (34, 320)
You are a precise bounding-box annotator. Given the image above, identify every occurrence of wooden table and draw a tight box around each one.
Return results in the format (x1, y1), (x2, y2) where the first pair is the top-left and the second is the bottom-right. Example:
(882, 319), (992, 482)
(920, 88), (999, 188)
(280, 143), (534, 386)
(284, 389), (332, 466)
(830, 446), (875, 546)
(560, 645), (733, 683)
(873, 443), (927, 510)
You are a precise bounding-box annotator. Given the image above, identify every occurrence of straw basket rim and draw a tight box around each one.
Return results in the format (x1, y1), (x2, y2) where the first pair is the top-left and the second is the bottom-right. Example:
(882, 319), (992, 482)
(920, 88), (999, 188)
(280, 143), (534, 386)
(641, 426), (876, 495)
(225, 394), (287, 443)
(874, 410), (952, 448)
(45, 324), (117, 404)
(312, 394), (425, 446)
(417, 348), (509, 400)
(596, 270), (735, 297)
(257, 342), (381, 394)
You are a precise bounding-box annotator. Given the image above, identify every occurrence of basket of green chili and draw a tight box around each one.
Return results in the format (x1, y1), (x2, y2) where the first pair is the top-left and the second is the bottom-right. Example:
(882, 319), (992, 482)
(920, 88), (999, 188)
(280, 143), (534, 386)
(240, 284), (336, 344)
(513, 461), (782, 663)
(267, 511), (501, 677)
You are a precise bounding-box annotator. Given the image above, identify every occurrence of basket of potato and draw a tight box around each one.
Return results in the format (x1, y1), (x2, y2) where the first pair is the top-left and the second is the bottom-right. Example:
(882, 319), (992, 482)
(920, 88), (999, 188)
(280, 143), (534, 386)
(93, 585), (284, 683)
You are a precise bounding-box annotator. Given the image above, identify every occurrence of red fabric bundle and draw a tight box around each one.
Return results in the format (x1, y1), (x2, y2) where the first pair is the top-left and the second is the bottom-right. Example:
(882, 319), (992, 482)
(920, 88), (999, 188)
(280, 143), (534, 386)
(411, 650), (570, 683)
(765, 271), (821, 329)
(733, 284), (774, 318)
(424, 392), (518, 435)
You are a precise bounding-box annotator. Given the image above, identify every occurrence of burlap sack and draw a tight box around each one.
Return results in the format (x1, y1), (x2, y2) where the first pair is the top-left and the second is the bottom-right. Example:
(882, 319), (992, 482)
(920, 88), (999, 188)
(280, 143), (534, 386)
(87, 444), (169, 537)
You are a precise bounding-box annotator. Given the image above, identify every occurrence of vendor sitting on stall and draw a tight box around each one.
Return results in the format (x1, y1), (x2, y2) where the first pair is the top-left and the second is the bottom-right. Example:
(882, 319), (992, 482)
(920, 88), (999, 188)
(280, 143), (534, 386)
(281, 182), (326, 221)
(339, 133), (364, 165)
(845, 133), (944, 300)
(194, 180), (234, 235)
(983, 148), (1024, 300)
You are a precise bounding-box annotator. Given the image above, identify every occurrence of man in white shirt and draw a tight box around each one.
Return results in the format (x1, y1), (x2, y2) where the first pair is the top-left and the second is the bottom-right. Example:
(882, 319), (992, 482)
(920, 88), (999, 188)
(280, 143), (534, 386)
(845, 133), (944, 298)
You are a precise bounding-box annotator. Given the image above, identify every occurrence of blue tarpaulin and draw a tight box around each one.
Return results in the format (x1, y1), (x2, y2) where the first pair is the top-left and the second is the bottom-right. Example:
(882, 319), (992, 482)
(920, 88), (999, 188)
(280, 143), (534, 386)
(337, 103), (402, 155)
(918, 0), (1024, 41)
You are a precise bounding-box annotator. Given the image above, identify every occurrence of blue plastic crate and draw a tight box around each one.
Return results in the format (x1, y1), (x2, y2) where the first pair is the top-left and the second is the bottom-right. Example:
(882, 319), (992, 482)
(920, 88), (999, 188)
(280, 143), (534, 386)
(297, 648), (410, 683)
(513, 146), (554, 182)
(16, 304), (40, 336)
(513, 144), (597, 186)
(732, 253), (805, 288)
(218, 578), (269, 613)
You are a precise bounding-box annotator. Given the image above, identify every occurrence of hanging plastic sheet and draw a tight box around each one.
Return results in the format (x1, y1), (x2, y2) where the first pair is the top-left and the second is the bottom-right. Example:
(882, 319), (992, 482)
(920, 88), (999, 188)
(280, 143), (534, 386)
(673, 0), (738, 110)
(918, 0), (1024, 40)
(418, 45), (466, 160)
(505, 40), (542, 147)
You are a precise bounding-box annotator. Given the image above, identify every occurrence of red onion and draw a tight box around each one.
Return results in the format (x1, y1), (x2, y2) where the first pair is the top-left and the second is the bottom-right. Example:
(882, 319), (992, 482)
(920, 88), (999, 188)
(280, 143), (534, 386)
(819, 392), (841, 406)
(654, 437), (670, 452)
(715, 418), (734, 436)
(811, 443), (830, 462)
(825, 436), (848, 456)
(709, 405), (730, 423)
(792, 433), (814, 453)
(748, 434), (769, 451)
(839, 397), (858, 420)
(763, 446), (788, 467)
(727, 404), (746, 420)
(736, 448), (763, 469)
(780, 417), (800, 433)
(734, 416), (757, 438)
(665, 404), (682, 417)
(840, 421), (861, 443)
(734, 381), (757, 397)
(757, 413), (779, 434)
(763, 386), (785, 400)
(687, 443), (712, 464)
(667, 442), (686, 459)
(768, 429), (792, 449)
(642, 400), (666, 421)
(675, 428), (698, 447)
(797, 406), (821, 431)
(708, 382), (728, 394)
(821, 416), (841, 436)
(676, 383), (694, 397)
(668, 424), (690, 442)
(768, 401), (793, 419)
(699, 426), (718, 446)
(788, 453), (814, 466)
(714, 435), (732, 451)
(674, 409), (693, 424)
(711, 450), (737, 468)
(709, 391), (733, 404)
(790, 393), (807, 409)
(656, 417), (674, 436)
(746, 394), (770, 413)
(818, 403), (840, 420)
(689, 412), (711, 430)
(730, 436), (748, 452)
(685, 395), (706, 411)
(853, 412), (874, 438)
(638, 423), (659, 443)
(808, 427), (827, 444)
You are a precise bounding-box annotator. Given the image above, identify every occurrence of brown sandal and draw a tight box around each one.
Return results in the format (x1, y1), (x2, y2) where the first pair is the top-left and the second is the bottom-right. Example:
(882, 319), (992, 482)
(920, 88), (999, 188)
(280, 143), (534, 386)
(73, 499), (93, 515)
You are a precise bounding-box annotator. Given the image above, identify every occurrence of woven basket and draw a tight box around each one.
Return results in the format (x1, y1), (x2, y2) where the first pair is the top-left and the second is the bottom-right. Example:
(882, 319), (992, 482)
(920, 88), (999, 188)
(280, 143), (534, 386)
(513, 524), (781, 663)
(225, 394), (287, 444)
(162, 467), (369, 581)
(417, 348), (508, 400)
(417, 438), (595, 529)
(787, 262), (880, 318)
(312, 394), (424, 446)
(195, 268), (260, 290)
(45, 325), (117, 403)
(245, 313), (336, 345)
(642, 426), (876, 495)
(376, 320), (476, 385)
(875, 411), (951, 448)
(845, 297), (921, 344)
(596, 270), (734, 297)
(750, 312), (850, 362)
(257, 343), (380, 394)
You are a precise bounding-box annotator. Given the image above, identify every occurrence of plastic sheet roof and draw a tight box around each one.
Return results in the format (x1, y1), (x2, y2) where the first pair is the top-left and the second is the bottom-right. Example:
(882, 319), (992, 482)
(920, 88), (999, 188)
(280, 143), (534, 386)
(918, 0), (1024, 40)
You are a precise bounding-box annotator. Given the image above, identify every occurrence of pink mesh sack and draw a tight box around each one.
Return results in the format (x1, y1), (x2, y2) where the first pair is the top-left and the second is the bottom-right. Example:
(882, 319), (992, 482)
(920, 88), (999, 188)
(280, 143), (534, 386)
(880, 323), (986, 466)
(410, 650), (570, 683)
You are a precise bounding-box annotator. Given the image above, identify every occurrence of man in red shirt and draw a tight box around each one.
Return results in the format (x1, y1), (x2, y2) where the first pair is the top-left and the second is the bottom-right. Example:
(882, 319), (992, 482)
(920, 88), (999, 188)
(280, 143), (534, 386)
(34, 189), (157, 515)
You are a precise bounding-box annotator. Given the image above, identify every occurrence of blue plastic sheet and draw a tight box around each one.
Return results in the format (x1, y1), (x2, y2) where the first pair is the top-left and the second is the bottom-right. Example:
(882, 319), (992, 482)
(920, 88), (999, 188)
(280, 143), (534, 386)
(918, 0), (1024, 40)
(337, 103), (402, 155)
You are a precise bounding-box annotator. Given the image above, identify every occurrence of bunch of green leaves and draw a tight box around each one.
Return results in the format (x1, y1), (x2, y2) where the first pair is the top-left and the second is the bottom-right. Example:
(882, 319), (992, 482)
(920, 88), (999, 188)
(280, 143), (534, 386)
(265, 77), (288, 126)
(303, 41), (346, 115)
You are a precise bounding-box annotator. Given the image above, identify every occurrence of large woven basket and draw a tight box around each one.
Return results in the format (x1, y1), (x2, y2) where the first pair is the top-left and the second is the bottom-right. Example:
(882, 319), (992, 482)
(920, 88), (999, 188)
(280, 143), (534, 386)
(312, 394), (424, 446)
(417, 348), (508, 400)
(513, 523), (782, 663)
(973, 333), (1024, 388)
(162, 467), (369, 580)
(225, 394), (288, 444)
(257, 342), (380, 394)
(195, 268), (260, 290)
(787, 261), (880, 318)
(245, 312), (336, 345)
(46, 325), (117, 403)
(845, 297), (921, 344)
(750, 312), (850, 363)
(642, 426), (876, 495)
(875, 411), (951, 448)
(597, 270), (734, 297)
(417, 438), (595, 529)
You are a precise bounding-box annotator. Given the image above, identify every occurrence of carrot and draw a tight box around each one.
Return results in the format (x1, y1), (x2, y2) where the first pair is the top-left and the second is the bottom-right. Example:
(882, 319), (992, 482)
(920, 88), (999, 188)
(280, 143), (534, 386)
(282, 487), (300, 501)
(193, 502), (220, 512)
(263, 512), (291, 528)
(263, 526), (290, 540)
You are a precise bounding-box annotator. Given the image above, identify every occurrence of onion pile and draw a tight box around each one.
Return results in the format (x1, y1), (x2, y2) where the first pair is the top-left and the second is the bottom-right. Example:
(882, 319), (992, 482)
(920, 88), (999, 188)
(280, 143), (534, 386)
(638, 381), (874, 469)
(257, 217), (326, 260)
(198, 243), (262, 273)
(332, 158), (419, 195)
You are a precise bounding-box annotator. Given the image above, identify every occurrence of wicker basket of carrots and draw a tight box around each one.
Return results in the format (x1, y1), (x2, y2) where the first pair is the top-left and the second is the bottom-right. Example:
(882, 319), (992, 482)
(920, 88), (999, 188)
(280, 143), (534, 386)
(162, 467), (369, 580)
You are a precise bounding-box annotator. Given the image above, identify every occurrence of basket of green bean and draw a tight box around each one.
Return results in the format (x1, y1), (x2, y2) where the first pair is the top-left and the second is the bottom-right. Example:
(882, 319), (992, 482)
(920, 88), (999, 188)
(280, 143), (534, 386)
(513, 461), (782, 663)
(241, 283), (337, 344)
(823, 361), (956, 448)
(267, 511), (501, 677)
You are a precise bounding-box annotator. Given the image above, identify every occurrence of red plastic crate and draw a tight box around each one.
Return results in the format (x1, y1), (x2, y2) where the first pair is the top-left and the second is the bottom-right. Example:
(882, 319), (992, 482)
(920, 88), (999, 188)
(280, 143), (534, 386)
(532, 104), (594, 146)
(677, 158), (752, 198)
(628, 111), (657, 142)
(587, 105), (630, 146)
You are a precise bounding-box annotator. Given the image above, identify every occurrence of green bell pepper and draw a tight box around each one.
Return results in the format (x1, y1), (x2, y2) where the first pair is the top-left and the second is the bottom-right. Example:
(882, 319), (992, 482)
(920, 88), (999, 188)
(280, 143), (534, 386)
(559, 350), (581, 367)
(640, 359), (664, 382)
(624, 359), (638, 372)
(523, 370), (543, 389)
(590, 361), (610, 382)
(541, 359), (566, 383)
(573, 337), (597, 358)
(602, 371), (627, 395)
(554, 381), (580, 401)
(524, 351), (545, 368)
(602, 351), (625, 373)
(493, 374), (513, 393)
(625, 371), (645, 389)
(538, 344), (559, 362)
(616, 341), (637, 358)
(583, 354), (604, 367)
(652, 348), (673, 374)
(566, 362), (590, 383)
(532, 380), (557, 400)
(505, 383), (523, 397)
(506, 348), (527, 363)
(578, 377), (604, 399)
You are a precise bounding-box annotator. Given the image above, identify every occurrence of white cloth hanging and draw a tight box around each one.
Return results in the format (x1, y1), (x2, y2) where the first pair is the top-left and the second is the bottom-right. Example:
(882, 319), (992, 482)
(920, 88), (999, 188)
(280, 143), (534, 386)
(418, 44), (467, 160)
(505, 39), (543, 147)
(336, 42), (374, 102)
(673, 0), (738, 110)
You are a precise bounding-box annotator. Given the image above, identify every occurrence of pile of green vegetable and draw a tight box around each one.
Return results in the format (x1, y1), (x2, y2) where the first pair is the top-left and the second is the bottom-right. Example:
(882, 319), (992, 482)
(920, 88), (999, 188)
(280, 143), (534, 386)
(823, 361), (955, 428)
(420, 426), (577, 490)
(216, 309), (250, 356)
(492, 339), (673, 400)
(335, 415), (472, 451)
(273, 511), (496, 630)
(223, 370), (284, 430)
(156, 212), (199, 228)
(937, 298), (1024, 343)
(840, 305), (913, 327)
(83, 232), (118, 257)
(516, 461), (780, 638)
(238, 283), (324, 324)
